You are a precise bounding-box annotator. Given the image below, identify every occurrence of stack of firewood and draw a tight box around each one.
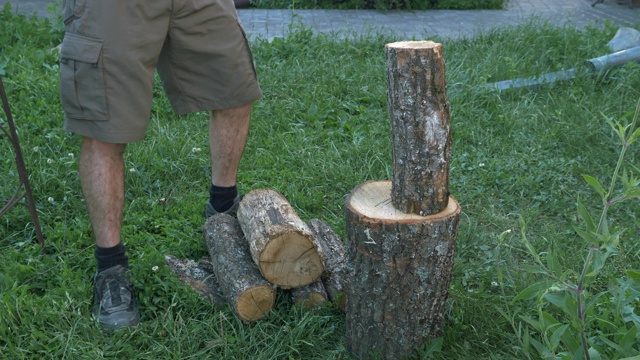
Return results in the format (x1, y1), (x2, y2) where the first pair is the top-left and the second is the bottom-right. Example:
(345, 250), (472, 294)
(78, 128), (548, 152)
(166, 189), (347, 322)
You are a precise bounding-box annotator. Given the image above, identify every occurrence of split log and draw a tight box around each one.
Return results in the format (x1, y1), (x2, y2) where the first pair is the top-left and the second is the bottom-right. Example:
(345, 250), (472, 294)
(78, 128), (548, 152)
(203, 214), (276, 322)
(237, 189), (324, 289)
(164, 255), (225, 306)
(307, 219), (348, 311)
(290, 279), (329, 309)
(345, 181), (460, 359)
(386, 41), (452, 216)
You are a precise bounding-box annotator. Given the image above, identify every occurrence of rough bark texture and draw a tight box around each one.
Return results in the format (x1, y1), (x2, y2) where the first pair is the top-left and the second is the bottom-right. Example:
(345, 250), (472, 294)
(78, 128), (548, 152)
(165, 255), (225, 306)
(203, 214), (276, 322)
(237, 189), (324, 288)
(307, 219), (348, 311)
(386, 41), (452, 216)
(345, 181), (461, 360)
(290, 279), (329, 309)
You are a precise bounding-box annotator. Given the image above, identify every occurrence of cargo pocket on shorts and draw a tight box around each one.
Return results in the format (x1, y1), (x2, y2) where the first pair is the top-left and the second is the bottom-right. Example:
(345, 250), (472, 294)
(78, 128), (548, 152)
(60, 33), (108, 121)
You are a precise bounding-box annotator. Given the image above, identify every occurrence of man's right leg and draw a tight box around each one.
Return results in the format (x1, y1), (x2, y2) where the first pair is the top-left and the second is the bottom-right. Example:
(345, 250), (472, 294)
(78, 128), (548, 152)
(79, 137), (125, 249)
(79, 137), (139, 330)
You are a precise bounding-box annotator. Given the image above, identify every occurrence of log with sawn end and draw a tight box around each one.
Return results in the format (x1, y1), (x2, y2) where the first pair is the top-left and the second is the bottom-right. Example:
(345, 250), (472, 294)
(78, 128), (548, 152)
(237, 189), (324, 289)
(203, 213), (276, 322)
(307, 218), (348, 311)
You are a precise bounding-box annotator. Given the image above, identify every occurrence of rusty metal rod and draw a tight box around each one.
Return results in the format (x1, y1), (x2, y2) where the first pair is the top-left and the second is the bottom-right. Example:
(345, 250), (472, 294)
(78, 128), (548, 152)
(0, 75), (45, 248)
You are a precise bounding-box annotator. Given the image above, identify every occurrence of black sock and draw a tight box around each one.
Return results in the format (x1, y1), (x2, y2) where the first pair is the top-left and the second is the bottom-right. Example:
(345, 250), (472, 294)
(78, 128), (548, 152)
(95, 243), (129, 273)
(209, 184), (237, 213)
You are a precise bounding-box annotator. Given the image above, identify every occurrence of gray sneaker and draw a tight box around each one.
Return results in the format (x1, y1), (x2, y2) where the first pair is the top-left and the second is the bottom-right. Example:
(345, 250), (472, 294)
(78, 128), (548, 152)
(205, 194), (243, 218)
(92, 265), (140, 330)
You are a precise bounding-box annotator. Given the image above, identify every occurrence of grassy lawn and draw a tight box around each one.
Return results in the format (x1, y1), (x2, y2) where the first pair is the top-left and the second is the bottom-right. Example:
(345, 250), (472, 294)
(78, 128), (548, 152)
(1, 4), (640, 359)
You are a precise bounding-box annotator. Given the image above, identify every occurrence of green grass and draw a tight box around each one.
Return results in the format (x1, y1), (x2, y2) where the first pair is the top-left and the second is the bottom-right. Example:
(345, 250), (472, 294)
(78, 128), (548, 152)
(1, 3), (640, 359)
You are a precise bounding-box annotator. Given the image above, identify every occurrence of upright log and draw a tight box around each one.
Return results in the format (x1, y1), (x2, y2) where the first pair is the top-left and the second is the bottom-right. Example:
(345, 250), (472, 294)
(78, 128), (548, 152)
(203, 214), (276, 322)
(386, 41), (452, 216)
(345, 41), (460, 360)
(237, 189), (324, 288)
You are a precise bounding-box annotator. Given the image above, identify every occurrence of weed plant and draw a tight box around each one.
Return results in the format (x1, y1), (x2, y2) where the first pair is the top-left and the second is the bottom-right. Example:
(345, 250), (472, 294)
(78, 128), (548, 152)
(1, 3), (639, 359)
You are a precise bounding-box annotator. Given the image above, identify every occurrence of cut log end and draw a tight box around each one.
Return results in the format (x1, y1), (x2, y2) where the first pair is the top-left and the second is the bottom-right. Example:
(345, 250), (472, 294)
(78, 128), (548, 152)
(236, 285), (277, 322)
(290, 279), (329, 309)
(385, 40), (441, 50)
(348, 180), (459, 221)
(260, 233), (323, 289)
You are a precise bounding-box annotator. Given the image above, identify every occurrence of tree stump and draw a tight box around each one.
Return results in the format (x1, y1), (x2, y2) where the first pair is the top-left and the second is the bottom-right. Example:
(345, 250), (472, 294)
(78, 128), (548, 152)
(345, 181), (460, 359)
(203, 214), (276, 322)
(308, 219), (348, 311)
(237, 189), (324, 289)
(386, 41), (452, 216)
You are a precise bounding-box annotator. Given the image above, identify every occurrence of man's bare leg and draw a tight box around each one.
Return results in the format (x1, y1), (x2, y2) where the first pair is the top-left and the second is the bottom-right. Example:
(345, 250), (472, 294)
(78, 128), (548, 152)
(205, 103), (252, 216)
(79, 137), (126, 248)
(209, 103), (252, 187)
(80, 137), (139, 330)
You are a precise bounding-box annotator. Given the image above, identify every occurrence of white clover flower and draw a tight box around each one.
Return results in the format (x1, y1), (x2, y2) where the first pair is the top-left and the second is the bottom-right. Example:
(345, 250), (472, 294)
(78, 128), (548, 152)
(129, 168), (136, 173)
(67, 153), (74, 158)
(152, 265), (159, 272)
(192, 147), (202, 153)
(478, 163), (485, 167)
(491, 281), (499, 287)
(47, 158), (54, 164)
(32, 146), (39, 152)
(47, 197), (54, 203)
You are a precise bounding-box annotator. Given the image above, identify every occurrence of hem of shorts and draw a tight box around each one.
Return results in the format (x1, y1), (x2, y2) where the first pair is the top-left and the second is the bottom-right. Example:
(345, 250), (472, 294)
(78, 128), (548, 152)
(172, 92), (263, 115)
(63, 122), (146, 144)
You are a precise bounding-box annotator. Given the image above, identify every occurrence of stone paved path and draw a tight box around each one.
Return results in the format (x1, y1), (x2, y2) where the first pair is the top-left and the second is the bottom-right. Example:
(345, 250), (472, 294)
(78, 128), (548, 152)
(1, 0), (638, 41)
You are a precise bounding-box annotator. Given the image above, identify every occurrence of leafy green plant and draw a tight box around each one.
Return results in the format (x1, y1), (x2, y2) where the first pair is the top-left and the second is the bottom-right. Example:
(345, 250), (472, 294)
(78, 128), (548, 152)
(515, 99), (640, 359)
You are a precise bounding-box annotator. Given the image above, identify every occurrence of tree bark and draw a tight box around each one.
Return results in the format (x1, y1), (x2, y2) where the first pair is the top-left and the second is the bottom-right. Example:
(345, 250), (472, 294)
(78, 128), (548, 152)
(164, 255), (226, 307)
(237, 189), (324, 289)
(203, 214), (276, 322)
(345, 181), (461, 360)
(307, 219), (348, 311)
(386, 41), (452, 216)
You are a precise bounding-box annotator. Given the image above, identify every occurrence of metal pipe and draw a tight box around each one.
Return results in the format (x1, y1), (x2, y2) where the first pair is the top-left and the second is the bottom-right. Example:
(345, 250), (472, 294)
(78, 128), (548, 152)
(483, 45), (640, 92)
(584, 45), (640, 72)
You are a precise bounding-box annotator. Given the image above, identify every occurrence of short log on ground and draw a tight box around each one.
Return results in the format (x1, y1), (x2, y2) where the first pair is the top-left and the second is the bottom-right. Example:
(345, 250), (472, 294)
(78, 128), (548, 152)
(237, 189), (324, 289)
(203, 213), (276, 322)
(345, 181), (461, 360)
(307, 218), (348, 311)
(164, 255), (225, 306)
(386, 41), (452, 216)
(290, 279), (329, 309)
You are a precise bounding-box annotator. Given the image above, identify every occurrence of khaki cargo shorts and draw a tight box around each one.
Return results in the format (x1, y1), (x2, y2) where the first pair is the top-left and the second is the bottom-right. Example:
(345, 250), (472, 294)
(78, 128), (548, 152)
(60, 0), (263, 143)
